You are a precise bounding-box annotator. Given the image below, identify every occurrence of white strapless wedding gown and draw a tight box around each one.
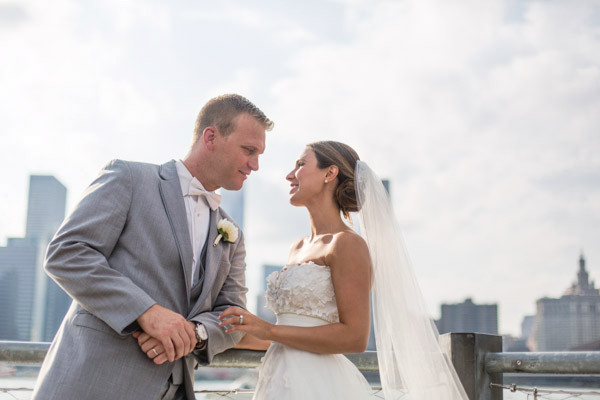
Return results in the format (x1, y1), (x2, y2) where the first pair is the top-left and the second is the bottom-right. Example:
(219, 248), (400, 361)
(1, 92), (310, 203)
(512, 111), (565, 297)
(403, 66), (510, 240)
(252, 262), (373, 400)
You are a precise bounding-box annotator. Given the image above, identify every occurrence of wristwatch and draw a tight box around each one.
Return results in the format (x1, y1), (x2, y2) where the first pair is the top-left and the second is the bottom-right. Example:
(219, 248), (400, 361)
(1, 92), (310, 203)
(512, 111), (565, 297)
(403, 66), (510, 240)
(195, 323), (208, 349)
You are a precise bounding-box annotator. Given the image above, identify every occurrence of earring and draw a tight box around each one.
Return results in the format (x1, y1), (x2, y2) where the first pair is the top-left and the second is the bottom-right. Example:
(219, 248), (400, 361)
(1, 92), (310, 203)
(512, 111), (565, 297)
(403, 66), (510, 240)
(324, 179), (328, 183)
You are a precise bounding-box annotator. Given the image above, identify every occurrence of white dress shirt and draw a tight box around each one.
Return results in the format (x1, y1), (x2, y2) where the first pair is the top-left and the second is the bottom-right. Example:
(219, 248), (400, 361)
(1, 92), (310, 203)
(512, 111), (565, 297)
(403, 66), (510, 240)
(175, 160), (212, 286)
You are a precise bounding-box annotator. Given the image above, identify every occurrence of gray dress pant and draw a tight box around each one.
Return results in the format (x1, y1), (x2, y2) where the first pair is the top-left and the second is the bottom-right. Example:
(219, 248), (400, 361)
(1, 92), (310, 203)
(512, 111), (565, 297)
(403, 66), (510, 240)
(159, 360), (188, 400)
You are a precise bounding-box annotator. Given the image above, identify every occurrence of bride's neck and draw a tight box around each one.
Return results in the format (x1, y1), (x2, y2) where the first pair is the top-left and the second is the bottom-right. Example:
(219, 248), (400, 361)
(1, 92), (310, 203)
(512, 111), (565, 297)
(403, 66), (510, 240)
(306, 200), (347, 237)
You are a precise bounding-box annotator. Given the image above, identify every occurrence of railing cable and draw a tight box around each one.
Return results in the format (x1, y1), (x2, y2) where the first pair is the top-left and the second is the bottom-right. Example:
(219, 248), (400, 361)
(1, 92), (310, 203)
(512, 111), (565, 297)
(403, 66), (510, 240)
(490, 383), (600, 399)
(0, 388), (24, 400)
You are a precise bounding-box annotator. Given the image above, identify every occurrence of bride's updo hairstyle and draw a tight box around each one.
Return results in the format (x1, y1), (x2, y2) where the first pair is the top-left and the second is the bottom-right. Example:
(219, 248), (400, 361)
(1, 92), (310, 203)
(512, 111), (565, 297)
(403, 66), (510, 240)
(307, 141), (360, 220)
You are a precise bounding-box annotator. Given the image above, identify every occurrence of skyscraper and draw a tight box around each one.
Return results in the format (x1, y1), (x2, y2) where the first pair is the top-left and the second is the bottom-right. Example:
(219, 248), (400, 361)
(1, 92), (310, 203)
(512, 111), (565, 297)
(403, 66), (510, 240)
(0, 238), (39, 340)
(528, 254), (600, 351)
(436, 298), (499, 335)
(256, 264), (281, 324)
(0, 175), (69, 341)
(25, 176), (67, 240)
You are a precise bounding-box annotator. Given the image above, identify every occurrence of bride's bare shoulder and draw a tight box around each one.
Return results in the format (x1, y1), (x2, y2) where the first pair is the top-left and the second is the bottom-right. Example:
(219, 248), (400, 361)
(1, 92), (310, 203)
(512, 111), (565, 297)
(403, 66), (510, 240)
(328, 231), (370, 267)
(333, 230), (366, 247)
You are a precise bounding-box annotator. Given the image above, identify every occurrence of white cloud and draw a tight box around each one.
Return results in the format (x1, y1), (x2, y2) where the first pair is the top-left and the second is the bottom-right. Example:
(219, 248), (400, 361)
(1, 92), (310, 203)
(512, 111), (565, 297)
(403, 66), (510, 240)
(1, 0), (599, 335)
(248, 0), (600, 334)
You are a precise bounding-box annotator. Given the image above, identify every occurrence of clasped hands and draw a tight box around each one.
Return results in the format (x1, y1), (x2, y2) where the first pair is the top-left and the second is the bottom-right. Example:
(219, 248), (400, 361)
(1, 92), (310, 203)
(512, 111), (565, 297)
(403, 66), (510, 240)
(133, 304), (197, 365)
(133, 305), (274, 365)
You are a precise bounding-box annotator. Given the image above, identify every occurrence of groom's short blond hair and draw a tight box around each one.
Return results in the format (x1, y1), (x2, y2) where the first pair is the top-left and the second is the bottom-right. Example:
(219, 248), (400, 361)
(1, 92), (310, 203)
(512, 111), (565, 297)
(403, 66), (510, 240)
(192, 94), (273, 143)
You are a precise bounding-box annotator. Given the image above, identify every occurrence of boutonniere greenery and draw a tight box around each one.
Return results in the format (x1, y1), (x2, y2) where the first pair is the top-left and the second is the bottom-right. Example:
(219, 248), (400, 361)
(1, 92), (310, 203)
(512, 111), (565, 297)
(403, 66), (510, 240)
(213, 219), (239, 247)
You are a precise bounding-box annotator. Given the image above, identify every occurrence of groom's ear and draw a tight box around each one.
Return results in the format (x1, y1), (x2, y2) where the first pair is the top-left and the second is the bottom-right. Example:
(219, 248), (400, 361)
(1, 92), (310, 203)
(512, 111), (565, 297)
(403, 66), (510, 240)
(203, 127), (217, 150)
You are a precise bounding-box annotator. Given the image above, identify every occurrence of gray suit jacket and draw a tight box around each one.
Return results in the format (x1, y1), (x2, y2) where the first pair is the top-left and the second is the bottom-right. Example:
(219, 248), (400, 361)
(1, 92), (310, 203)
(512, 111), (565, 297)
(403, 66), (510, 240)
(32, 159), (247, 400)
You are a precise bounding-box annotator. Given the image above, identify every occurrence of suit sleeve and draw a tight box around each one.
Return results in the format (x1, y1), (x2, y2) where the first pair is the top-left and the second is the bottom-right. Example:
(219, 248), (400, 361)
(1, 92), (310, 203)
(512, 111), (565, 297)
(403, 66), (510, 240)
(191, 230), (248, 365)
(44, 159), (157, 335)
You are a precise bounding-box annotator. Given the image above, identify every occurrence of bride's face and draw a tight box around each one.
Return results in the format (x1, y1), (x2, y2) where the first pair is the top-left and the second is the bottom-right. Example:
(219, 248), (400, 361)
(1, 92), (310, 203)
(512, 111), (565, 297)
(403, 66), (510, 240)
(286, 148), (327, 206)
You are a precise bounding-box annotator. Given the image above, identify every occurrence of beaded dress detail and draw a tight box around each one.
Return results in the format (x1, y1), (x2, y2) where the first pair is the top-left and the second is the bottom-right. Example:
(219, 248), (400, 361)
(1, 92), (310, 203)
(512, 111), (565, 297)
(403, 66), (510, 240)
(265, 263), (339, 323)
(252, 262), (372, 400)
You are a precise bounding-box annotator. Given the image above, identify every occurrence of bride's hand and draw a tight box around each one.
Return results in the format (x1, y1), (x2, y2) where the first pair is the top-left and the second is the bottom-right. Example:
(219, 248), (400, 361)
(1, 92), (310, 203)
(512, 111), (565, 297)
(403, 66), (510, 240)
(218, 306), (273, 340)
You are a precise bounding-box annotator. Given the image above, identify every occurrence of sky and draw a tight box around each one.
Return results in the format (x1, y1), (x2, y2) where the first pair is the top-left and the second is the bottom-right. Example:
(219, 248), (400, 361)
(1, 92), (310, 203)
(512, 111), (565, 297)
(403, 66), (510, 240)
(1, 0), (599, 337)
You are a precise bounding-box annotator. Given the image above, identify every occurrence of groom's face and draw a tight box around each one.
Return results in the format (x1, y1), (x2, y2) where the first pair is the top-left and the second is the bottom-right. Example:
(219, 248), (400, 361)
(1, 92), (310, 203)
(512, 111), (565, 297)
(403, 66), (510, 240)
(212, 113), (266, 190)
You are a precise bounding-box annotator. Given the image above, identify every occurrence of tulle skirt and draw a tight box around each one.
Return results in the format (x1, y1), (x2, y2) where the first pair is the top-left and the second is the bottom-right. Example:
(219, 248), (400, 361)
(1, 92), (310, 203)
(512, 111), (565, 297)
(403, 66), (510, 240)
(252, 313), (373, 400)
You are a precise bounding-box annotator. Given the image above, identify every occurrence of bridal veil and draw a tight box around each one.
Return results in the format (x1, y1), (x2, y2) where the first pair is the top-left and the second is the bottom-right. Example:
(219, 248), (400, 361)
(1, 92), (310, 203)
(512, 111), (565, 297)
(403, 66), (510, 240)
(355, 160), (468, 400)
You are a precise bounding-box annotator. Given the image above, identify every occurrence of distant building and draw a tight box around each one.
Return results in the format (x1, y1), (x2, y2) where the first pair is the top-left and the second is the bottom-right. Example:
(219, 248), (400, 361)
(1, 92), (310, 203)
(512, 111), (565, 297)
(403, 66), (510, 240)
(256, 264), (281, 323)
(503, 335), (530, 352)
(521, 315), (535, 341)
(0, 175), (69, 341)
(501, 315), (536, 352)
(25, 176), (67, 240)
(528, 254), (600, 351)
(0, 238), (39, 340)
(436, 298), (498, 335)
(381, 179), (390, 195)
(366, 298), (377, 351)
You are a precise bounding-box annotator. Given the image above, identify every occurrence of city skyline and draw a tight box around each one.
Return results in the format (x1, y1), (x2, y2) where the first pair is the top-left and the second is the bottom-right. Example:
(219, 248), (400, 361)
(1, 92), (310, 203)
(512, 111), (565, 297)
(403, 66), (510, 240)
(0, 175), (70, 342)
(528, 254), (600, 351)
(1, 173), (596, 340)
(1, 0), (599, 336)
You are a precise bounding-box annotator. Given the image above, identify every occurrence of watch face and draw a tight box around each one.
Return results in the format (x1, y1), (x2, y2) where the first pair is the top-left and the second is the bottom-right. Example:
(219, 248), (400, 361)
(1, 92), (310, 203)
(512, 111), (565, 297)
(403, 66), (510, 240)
(196, 323), (208, 340)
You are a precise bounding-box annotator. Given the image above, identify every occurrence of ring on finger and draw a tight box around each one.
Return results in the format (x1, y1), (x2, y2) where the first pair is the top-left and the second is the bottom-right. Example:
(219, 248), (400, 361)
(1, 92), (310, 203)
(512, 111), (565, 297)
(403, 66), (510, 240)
(239, 315), (244, 325)
(151, 348), (159, 357)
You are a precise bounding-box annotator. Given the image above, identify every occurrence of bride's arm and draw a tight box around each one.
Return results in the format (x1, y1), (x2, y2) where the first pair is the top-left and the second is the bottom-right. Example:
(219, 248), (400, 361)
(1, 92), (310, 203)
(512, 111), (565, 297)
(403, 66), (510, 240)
(233, 333), (271, 350)
(220, 233), (372, 355)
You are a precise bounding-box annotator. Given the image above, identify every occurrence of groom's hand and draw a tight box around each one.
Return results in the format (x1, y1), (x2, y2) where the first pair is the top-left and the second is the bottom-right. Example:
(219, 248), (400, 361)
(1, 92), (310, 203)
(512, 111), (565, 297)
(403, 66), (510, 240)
(132, 330), (197, 365)
(137, 304), (197, 362)
(133, 332), (168, 365)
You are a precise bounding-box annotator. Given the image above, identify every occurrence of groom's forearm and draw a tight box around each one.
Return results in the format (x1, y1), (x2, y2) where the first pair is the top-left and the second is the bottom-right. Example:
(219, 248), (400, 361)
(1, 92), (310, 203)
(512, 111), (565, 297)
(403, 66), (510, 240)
(45, 160), (158, 334)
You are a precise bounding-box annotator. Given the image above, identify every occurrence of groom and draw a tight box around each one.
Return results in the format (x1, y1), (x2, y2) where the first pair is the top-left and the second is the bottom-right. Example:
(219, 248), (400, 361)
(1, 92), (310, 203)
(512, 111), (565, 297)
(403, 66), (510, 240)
(32, 94), (273, 400)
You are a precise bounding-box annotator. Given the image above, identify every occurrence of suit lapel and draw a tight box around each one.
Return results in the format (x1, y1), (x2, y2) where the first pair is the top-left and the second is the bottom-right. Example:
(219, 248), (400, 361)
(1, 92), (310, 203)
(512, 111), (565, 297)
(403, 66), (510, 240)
(192, 209), (223, 312)
(158, 160), (193, 302)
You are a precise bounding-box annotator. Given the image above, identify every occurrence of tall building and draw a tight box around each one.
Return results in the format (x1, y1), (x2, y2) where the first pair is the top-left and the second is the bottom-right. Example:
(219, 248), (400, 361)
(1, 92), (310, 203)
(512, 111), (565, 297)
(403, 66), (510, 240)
(516, 315), (535, 351)
(0, 238), (39, 340)
(521, 315), (535, 342)
(25, 176), (67, 240)
(381, 179), (390, 195)
(502, 315), (536, 352)
(256, 264), (281, 324)
(528, 254), (600, 351)
(220, 188), (245, 230)
(436, 298), (498, 335)
(0, 175), (69, 341)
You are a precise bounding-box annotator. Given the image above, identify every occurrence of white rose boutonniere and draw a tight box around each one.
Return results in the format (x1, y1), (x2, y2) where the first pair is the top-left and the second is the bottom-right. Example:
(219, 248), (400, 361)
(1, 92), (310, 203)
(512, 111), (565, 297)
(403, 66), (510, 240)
(213, 219), (239, 247)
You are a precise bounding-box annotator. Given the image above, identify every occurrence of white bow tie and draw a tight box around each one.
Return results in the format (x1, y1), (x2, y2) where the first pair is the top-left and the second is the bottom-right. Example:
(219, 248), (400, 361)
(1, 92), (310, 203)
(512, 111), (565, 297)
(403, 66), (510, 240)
(188, 179), (221, 211)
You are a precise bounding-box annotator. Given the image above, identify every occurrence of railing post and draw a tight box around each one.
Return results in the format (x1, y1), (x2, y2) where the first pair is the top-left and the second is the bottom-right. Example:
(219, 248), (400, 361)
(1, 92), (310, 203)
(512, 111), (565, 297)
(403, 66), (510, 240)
(439, 332), (503, 400)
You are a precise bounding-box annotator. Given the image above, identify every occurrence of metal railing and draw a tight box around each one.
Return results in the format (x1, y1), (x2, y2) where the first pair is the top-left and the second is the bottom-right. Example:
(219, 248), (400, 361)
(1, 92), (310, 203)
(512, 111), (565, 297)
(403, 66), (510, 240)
(2, 335), (600, 400)
(0, 340), (379, 371)
(485, 351), (600, 374)
(0, 341), (49, 364)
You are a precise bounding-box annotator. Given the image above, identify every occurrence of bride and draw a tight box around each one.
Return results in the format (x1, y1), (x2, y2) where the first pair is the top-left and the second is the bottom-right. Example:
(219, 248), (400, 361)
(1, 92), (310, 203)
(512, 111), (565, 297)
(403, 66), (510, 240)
(219, 141), (468, 399)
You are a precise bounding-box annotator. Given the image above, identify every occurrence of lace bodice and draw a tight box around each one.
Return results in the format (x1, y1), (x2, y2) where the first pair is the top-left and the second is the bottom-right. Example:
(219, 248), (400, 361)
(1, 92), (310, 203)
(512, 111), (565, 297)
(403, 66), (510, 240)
(264, 262), (339, 323)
